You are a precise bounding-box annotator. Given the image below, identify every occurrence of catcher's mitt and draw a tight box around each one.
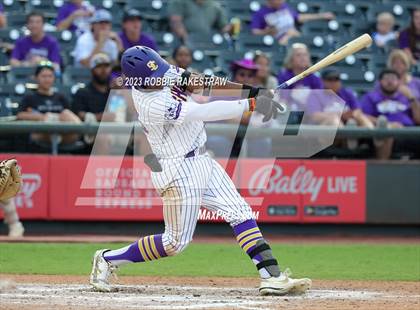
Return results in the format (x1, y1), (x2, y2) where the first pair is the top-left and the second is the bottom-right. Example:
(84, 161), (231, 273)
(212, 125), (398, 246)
(0, 159), (22, 201)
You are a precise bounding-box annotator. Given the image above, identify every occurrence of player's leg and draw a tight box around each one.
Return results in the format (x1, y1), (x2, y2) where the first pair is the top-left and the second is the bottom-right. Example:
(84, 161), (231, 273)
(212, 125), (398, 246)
(201, 159), (311, 295)
(90, 157), (211, 291)
(1, 199), (24, 238)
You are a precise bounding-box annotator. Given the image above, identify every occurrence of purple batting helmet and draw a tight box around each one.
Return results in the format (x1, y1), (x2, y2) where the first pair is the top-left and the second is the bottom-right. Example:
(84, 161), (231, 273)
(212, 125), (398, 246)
(121, 46), (170, 86)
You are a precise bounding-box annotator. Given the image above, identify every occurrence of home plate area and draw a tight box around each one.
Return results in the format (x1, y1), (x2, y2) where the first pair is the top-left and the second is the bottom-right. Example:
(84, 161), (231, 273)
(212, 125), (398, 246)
(2, 282), (418, 310)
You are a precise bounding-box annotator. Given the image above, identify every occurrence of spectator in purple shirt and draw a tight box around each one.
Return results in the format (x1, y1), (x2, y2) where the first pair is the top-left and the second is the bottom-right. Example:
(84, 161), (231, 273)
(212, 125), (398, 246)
(277, 43), (323, 90)
(320, 69), (374, 128)
(10, 12), (61, 71)
(399, 8), (420, 64)
(277, 43), (323, 116)
(388, 49), (420, 103)
(118, 9), (158, 51)
(0, 3), (7, 28)
(251, 0), (334, 45)
(56, 0), (95, 35)
(360, 69), (420, 128)
(361, 69), (420, 159)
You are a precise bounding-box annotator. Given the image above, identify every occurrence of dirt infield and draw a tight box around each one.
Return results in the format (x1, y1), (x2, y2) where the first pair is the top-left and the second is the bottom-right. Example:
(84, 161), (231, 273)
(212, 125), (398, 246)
(1, 275), (419, 310)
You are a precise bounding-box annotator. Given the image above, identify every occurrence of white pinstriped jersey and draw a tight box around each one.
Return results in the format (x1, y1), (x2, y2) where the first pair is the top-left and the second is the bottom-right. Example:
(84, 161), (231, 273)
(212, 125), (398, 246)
(132, 66), (206, 159)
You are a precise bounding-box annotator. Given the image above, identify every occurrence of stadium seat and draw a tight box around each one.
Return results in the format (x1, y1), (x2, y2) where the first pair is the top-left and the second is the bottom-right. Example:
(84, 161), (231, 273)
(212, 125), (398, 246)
(339, 67), (375, 95)
(125, 0), (168, 21)
(7, 67), (36, 83)
(1, 0), (25, 13)
(319, 2), (365, 23)
(27, 0), (64, 15)
(88, 0), (118, 10)
(186, 32), (230, 56)
(62, 66), (91, 86)
(5, 14), (27, 28)
(288, 35), (333, 55)
(300, 20), (342, 37)
(191, 50), (215, 72)
(238, 32), (278, 53)
(215, 50), (246, 72)
(366, 4), (411, 26)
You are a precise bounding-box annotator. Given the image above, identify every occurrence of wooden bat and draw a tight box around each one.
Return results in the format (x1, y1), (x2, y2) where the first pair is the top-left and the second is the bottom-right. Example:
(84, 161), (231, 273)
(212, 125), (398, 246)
(277, 34), (372, 89)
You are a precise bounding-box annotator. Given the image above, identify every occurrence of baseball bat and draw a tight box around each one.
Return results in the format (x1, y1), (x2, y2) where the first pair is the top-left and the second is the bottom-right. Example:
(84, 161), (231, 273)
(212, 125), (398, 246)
(277, 33), (372, 89)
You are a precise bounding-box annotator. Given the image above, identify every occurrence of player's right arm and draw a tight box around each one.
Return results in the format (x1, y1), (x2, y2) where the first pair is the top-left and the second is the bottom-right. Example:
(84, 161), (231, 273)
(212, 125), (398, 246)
(180, 71), (264, 100)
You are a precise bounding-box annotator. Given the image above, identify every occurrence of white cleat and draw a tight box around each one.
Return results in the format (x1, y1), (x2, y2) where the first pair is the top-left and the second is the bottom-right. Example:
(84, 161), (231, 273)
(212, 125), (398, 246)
(90, 249), (118, 292)
(259, 268), (312, 296)
(8, 222), (24, 238)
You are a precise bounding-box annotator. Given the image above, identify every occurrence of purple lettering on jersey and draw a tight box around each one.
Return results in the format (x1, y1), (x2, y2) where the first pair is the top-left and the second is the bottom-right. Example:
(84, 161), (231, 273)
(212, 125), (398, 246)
(170, 85), (187, 102)
(165, 85), (187, 120)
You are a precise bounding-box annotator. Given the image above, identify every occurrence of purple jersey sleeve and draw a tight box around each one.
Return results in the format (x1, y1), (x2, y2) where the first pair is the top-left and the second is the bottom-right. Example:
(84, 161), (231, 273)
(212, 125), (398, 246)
(285, 3), (299, 22)
(398, 30), (409, 49)
(48, 36), (62, 64)
(341, 88), (359, 110)
(11, 38), (25, 60)
(360, 93), (378, 117)
(251, 8), (267, 30)
(56, 5), (72, 25)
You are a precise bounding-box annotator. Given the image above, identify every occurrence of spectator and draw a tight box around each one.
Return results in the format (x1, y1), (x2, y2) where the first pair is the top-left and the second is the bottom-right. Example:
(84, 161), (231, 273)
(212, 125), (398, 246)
(361, 69), (420, 159)
(372, 12), (398, 48)
(251, 0), (334, 45)
(171, 45), (194, 70)
(388, 49), (420, 102)
(72, 9), (123, 68)
(168, 0), (231, 42)
(10, 12), (61, 71)
(361, 69), (420, 127)
(72, 53), (115, 154)
(277, 43), (323, 89)
(119, 9), (158, 51)
(321, 69), (373, 128)
(0, 3), (7, 28)
(16, 61), (80, 144)
(56, 0), (95, 35)
(399, 8), (420, 63)
(253, 51), (278, 89)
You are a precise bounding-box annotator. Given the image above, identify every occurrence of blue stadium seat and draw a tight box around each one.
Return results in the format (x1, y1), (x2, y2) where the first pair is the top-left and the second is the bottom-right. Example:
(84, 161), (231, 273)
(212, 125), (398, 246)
(7, 66), (36, 83)
(238, 32), (279, 53)
(186, 32), (230, 55)
(5, 14), (27, 28)
(366, 4), (411, 27)
(27, 0), (64, 15)
(125, 0), (168, 21)
(1, 0), (25, 13)
(62, 66), (91, 86)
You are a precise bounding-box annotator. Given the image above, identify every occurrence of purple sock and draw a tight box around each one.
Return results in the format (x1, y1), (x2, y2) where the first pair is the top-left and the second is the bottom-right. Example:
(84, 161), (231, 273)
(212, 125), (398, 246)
(233, 219), (264, 263)
(103, 234), (167, 266)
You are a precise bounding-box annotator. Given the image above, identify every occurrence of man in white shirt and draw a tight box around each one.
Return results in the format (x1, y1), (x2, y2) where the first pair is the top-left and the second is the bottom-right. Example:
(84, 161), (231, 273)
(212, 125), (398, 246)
(72, 9), (123, 68)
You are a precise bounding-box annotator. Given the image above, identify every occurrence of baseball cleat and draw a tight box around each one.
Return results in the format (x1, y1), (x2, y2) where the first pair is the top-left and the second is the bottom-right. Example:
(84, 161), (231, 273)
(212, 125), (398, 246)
(259, 268), (311, 296)
(90, 249), (118, 292)
(8, 222), (24, 238)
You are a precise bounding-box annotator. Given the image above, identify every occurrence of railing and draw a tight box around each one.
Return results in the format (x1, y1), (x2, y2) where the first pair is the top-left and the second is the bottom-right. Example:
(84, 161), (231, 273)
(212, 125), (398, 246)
(1, 121), (420, 154)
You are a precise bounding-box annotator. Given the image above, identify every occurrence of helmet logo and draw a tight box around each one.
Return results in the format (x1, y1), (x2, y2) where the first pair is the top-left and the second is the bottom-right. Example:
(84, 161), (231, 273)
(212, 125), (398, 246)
(147, 60), (159, 71)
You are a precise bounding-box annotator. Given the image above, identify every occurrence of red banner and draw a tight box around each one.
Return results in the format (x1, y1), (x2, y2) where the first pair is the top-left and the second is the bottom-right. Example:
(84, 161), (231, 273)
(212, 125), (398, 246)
(239, 159), (366, 223)
(49, 156), (163, 221)
(0, 154), (48, 219)
(0, 154), (367, 223)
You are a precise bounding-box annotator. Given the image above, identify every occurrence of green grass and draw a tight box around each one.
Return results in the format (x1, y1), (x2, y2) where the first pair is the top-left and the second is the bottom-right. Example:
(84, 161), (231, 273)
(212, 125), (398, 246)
(0, 243), (419, 281)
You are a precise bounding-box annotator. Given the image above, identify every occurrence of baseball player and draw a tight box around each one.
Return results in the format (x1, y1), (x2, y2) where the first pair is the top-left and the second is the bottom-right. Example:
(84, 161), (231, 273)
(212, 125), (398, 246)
(0, 160), (24, 237)
(90, 46), (311, 295)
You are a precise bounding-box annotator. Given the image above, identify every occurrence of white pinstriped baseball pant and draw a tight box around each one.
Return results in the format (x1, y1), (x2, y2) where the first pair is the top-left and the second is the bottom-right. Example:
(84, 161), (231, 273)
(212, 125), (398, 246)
(151, 154), (253, 256)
